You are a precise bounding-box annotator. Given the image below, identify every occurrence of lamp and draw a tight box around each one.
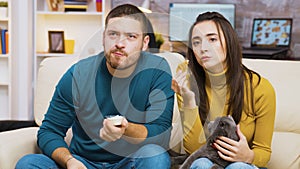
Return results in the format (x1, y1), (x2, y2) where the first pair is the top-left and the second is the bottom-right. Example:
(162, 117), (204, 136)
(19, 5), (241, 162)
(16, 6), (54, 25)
(138, 0), (152, 13)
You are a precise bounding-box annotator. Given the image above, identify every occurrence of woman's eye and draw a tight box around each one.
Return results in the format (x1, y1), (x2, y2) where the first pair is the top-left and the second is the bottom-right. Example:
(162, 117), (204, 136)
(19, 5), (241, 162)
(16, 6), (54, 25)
(209, 38), (218, 42)
(192, 41), (201, 46)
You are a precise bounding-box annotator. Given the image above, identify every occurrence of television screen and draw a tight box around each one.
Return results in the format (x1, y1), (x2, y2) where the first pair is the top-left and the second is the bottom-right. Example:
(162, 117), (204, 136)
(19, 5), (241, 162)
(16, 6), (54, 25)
(169, 3), (235, 41)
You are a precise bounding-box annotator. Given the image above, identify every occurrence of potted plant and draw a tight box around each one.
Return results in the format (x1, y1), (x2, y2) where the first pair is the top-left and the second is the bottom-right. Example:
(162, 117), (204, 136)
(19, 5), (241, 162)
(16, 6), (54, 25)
(0, 1), (8, 18)
(155, 33), (164, 50)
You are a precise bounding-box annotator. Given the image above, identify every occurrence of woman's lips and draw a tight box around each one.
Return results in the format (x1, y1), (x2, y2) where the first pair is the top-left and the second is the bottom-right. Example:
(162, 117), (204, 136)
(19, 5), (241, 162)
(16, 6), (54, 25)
(201, 56), (210, 61)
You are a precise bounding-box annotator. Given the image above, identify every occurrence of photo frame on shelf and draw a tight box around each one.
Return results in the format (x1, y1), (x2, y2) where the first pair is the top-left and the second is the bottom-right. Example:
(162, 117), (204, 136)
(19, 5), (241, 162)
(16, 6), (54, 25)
(47, 0), (64, 12)
(48, 30), (65, 53)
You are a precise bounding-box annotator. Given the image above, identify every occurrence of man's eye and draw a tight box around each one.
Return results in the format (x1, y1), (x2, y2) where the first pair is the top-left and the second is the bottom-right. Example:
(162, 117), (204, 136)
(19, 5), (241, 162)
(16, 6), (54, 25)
(108, 32), (119, 37)
(127, 34), (137, 39)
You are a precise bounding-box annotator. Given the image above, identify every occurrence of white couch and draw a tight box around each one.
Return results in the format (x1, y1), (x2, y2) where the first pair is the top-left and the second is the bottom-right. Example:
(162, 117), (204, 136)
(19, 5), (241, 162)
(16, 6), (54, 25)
(0, 55), (299, 169)
(242, 59), (300, 169)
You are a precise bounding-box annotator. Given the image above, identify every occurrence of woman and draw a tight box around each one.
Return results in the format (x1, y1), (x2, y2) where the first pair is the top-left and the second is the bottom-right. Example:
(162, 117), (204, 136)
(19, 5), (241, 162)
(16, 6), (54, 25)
(172, 12), (276, 169)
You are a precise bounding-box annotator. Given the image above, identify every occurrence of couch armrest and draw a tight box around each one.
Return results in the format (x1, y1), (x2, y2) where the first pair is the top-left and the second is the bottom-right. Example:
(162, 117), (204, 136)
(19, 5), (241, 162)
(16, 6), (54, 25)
(0, 127), (40, 169)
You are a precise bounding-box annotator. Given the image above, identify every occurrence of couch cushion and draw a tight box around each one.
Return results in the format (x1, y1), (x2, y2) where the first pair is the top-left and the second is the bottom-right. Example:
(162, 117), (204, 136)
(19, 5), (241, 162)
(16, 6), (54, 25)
(242, 59), (300, 134)
(268, 132), (300, 169)
(0, 127), (40, 169)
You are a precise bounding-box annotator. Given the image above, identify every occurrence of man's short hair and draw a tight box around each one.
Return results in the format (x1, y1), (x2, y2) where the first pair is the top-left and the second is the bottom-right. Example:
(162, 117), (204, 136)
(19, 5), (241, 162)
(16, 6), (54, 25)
(105, 4), (148, 35)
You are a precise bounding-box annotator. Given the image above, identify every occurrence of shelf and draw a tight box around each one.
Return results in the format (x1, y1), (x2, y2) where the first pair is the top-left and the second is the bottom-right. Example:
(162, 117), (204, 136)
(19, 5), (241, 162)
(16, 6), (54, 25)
(0, 55), (8, 88)
(0, 82), (9, 86)
(36, 11), (103, 16)
(36, 52), (76, 57)
(0, 54), (9, 58)
(0, 17), (8, 21)
(0, 0), (11, 120)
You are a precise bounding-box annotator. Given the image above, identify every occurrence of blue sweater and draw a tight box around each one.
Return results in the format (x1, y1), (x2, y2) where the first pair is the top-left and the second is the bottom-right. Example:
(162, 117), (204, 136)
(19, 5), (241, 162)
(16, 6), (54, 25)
(37, 51), (174, 163)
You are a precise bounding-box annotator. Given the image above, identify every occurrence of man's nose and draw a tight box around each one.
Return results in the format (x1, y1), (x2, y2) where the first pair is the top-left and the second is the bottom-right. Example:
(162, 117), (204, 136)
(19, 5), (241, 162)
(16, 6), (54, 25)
(115, 35), (126, 48)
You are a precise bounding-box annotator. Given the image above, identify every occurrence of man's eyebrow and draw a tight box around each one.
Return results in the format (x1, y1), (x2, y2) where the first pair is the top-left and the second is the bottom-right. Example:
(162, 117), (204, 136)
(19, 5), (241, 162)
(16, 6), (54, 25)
(106, 29), (118, 32)
(106, 30), (141, 35)
(125, 32), (140, 35)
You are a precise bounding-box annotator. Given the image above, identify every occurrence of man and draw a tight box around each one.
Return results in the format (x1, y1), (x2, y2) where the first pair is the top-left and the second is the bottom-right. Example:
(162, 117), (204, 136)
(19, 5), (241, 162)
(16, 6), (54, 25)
(16, 4), (174, 169)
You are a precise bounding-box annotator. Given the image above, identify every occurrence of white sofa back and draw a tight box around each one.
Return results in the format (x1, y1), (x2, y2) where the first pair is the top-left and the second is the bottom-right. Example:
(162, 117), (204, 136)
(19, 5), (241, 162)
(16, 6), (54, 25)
(243, 58), (300, 169)
(34, 56), (78, 126)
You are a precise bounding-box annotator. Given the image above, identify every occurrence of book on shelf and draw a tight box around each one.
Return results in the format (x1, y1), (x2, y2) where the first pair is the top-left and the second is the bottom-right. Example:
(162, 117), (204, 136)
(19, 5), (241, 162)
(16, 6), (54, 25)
(64, 0), (88, 5)
(63, 0), (88, 12)
(0, 32), (2, 54)
(5, 31), (8, 54)
(0, 29), (8, 54)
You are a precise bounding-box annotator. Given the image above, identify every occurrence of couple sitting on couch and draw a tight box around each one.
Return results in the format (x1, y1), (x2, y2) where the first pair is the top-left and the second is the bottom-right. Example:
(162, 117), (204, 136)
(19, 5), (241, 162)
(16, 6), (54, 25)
(15, 4), (275, 169)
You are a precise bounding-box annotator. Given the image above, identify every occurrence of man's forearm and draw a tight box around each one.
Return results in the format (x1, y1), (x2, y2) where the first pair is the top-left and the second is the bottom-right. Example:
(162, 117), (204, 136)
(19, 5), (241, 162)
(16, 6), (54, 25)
(122, 122), (148, 144)
(51, 147), (74, 169)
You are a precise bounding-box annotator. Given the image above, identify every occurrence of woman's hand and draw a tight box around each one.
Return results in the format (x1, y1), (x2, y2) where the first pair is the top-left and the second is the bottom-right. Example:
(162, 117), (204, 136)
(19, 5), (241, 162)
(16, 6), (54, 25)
(171, 70), (196, 108)
(213, 124), (254, 163)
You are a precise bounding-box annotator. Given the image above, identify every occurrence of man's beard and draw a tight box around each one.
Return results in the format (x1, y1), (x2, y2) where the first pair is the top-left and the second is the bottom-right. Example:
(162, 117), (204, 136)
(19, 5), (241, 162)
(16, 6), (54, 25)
(105, 49), (137, 70)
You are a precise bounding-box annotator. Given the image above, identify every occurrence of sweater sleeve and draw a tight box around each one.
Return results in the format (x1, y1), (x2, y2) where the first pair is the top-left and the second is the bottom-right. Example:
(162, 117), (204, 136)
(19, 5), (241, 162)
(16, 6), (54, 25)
(177, 94), (206, 154)
(251, 77), (276, 167)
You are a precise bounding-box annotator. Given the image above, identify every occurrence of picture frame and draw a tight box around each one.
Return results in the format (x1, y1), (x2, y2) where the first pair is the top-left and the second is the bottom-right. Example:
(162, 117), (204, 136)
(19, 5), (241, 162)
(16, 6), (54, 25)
(47, 0), (64, 12)
(48, 30), (65, 53)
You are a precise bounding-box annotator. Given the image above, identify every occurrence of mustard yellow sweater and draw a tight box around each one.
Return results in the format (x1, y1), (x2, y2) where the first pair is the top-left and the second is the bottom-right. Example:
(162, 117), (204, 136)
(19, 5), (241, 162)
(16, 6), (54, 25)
(179, 70), (276, 167)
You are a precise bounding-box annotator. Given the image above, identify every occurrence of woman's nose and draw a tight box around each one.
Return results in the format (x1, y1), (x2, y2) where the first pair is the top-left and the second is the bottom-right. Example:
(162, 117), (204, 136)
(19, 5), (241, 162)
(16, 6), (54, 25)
(201, 40), (209, 52)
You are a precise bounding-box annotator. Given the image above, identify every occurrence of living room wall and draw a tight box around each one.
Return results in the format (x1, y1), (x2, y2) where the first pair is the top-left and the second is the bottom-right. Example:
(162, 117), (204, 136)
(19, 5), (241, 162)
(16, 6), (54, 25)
(112, 0), (300, 59)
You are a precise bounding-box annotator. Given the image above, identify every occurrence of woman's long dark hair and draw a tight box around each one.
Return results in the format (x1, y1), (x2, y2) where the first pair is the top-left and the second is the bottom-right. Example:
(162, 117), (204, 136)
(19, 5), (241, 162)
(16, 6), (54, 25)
(186, 12), (260, 125)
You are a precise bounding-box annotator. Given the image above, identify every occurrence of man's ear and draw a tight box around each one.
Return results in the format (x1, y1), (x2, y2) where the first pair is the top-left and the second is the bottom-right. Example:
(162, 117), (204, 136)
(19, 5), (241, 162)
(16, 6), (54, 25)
(102, 30), (105, 47)
(142, 35), (150, 51)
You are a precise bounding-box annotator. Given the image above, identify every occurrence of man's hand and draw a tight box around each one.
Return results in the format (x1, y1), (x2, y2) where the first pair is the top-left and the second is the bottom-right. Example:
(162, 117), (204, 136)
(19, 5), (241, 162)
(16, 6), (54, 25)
(52, 147), (87, 169)
(99, 117), (128, 142)
(66, 157), (87, 169)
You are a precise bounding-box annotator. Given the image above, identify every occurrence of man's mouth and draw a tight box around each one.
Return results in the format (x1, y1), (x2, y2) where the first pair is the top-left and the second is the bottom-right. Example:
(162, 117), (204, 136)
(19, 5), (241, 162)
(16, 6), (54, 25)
(112, 50), (127, 58)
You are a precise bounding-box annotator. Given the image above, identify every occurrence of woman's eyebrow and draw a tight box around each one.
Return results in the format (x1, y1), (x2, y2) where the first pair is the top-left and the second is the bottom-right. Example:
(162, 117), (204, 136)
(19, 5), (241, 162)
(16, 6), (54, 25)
(206, 33), (218, 37)
(192, 32), (218, 40)
(192, 36), (201, 40)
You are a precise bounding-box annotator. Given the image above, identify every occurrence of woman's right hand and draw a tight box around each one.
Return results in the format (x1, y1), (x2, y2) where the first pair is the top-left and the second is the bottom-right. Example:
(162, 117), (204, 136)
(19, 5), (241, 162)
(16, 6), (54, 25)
(172, 70), (197, 108)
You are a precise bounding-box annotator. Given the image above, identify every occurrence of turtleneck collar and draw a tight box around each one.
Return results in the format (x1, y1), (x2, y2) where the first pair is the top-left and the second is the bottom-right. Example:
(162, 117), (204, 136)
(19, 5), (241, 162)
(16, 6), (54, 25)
(205, 69), (227, 89)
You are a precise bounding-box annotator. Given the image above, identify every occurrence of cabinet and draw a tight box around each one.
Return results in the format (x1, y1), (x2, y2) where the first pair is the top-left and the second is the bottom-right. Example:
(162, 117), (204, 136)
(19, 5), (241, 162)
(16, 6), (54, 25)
(0, 0), (11, 119)
(33, 0), (106, 88)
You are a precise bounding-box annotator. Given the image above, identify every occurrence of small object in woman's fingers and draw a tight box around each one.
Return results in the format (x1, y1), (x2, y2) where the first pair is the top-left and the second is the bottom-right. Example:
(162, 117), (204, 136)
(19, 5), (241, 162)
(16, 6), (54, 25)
(176, 60), (189, 73)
